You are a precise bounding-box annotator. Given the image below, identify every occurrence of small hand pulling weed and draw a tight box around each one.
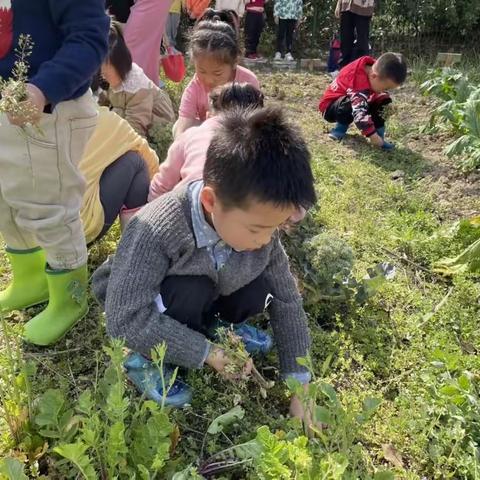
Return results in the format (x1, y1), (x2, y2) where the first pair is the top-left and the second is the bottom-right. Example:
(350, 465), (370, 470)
(215, 327), (274, 398)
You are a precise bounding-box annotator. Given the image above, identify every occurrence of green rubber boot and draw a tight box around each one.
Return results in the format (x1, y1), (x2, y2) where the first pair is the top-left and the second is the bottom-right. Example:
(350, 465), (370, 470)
(0, 247), (49, 313)
(23, 264), (89, 345)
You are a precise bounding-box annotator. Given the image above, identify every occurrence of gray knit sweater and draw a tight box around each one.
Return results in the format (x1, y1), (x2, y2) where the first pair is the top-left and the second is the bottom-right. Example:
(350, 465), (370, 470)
(92, 187), (311, 376)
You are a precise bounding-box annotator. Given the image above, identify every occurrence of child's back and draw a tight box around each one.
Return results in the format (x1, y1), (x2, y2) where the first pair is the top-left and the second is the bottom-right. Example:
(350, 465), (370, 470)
(108, 62), (175, 136)
(103, 23), (175, 136)
(215, 0), (246, 16)
(148, 116), (219, 200)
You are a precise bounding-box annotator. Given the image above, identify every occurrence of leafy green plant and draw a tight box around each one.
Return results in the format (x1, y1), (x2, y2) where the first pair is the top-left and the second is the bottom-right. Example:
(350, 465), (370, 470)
(434, 216), (480, 274)
(443, 88), (480, 170)
(420, 68), (480, 170)
(420, 68), (472, 104)
(207, 406), (245, 435)
(286, 355), (381, 448)
(30, 340), (176, 479)
(0, 314), (43, 456)
(286, 230), (395, 322)
(197, 355), (388, 479)
(34, 389), (79, 444)
(0, 457), (29, 480)
(419, 350), (480, 477)
(0, 34), (37, 122)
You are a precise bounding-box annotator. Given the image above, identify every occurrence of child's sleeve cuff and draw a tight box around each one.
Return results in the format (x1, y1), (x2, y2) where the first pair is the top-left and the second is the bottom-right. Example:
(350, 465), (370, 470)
(363, 126), (377, 137)
(201, 341), (212, 366)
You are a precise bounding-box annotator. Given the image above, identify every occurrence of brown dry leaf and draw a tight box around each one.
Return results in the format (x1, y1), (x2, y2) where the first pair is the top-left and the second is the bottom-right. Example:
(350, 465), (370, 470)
(170, 425), (181, 454)
(11, 407), (29, 436)
(382, 443), (404, 468)
(31, 442), (49, 462)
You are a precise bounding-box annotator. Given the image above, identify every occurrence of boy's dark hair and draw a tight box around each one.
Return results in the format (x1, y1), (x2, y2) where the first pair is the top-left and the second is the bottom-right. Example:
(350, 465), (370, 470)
(209, 82), (264, 112)
(204, 107), (317, 211)
(198, 8), (239, 36)
(107, 21), (132, 81)
(375, 52), (407, 85)
(190, 20), (240, 66)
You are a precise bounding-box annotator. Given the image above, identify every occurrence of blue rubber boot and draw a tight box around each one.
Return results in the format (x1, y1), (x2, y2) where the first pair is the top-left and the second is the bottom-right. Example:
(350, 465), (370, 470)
(376, 127), (395, 150)
(124, 353), (192, 408)
(328, 123), (349, 141)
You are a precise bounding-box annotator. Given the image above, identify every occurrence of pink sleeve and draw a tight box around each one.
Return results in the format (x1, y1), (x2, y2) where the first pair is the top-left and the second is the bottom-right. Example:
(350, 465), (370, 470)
(178, 78), (199, 119)
(238, 67), (260, 90)
(148, 139), (185, 201)
(250, 72), (260, 90)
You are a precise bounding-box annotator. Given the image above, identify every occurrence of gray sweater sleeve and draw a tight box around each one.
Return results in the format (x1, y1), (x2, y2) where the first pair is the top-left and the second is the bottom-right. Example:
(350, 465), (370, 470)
(264, 235), (311, 376)
(93, 205), (210, 369)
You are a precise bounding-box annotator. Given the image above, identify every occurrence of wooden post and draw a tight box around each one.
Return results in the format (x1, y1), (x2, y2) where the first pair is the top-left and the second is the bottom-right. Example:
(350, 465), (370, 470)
(436, 52), (462, 67)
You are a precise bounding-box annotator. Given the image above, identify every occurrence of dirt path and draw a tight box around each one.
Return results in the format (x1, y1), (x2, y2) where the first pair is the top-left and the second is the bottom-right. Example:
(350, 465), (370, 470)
(257, 70), (480, 221)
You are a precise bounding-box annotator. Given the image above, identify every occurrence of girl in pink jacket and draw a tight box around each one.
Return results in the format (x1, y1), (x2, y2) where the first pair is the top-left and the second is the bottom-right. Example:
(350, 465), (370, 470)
(149, 82), (264, 201)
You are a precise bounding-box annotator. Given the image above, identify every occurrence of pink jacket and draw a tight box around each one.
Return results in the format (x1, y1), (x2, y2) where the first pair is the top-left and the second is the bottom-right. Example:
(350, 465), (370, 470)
(148, 116), (220, 202)
(178, 65), (260, 122)
(148, 115), (307, 223)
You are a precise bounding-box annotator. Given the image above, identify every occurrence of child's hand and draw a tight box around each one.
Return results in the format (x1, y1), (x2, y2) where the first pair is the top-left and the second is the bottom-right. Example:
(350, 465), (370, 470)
(289, 385), (326, 438)
(7, 83), (46, 126)
(335, 0), (341, 18)
(369, 133), (384, 148)
(274, 16), (279, 24)
(205, 345), (253, 380)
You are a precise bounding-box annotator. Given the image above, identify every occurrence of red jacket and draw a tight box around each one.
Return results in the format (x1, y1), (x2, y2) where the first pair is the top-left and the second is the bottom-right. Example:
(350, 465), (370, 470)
(319, 56), (390, 137)
(246, 0), (265, 10)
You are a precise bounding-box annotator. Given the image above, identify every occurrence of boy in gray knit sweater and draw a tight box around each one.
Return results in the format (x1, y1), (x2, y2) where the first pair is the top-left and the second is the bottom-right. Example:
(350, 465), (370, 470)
(92, 106), (317, 422)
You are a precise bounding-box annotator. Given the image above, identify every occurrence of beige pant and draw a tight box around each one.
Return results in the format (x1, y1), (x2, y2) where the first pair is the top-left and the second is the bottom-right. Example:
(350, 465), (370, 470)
(0, 92), (98, 270)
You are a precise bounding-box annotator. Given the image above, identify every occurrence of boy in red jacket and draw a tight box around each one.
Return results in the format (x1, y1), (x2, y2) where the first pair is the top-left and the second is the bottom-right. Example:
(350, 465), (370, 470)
(319, 52), (407, 150)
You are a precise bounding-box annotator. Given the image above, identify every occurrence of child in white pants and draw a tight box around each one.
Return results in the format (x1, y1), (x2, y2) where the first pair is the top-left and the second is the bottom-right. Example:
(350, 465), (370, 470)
(0, 0), (109, 345)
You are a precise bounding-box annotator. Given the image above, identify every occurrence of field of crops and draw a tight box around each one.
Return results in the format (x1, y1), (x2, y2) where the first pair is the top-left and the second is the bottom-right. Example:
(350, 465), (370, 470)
(1, 65), (479, 479)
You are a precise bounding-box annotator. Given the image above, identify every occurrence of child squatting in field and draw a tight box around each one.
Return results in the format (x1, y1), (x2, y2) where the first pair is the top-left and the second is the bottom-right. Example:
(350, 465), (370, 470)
(92, 105), (318, 422)
(319, 52), (407, 149)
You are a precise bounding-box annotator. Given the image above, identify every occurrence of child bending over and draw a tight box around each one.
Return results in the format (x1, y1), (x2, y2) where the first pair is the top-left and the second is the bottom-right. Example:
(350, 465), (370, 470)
(174, 13), (260, 137)
(101, 22), (175, 137)
(149, 82), (264, 201)
(92, 106), (317, 423)
(80, 108), (159, 244)
(319, 52), (407, 150)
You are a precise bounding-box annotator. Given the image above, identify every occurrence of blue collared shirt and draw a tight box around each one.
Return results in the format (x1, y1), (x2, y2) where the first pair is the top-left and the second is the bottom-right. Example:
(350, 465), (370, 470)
(188, 180), (232, 271)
